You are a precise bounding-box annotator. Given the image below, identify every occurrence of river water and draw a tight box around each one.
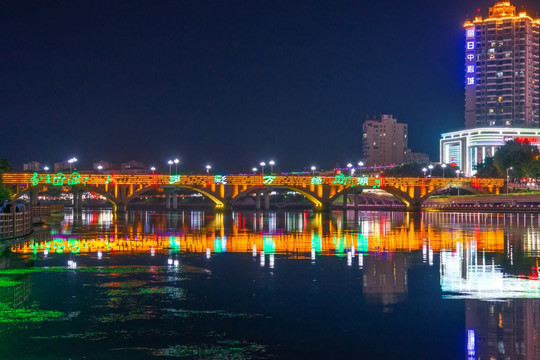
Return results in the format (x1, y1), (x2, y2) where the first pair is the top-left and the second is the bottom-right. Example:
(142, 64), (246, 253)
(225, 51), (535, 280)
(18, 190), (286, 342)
(1, 209), (540, 359)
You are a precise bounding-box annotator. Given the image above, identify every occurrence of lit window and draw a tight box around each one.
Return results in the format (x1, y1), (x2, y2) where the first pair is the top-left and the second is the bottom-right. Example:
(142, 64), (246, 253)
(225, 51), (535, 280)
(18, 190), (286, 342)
(467, 65), (475, 73)
(467, 42), (475, 49)
(488, 48), (495, 53)
(467, 77), (475, 85)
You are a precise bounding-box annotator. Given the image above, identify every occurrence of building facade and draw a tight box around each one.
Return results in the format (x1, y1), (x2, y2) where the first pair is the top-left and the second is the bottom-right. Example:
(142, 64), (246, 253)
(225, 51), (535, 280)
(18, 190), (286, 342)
(362, 115), (409, 166)
(23, 161), (41, 172)
(440, 127), (540, 176)
(464, 1), (539, 129)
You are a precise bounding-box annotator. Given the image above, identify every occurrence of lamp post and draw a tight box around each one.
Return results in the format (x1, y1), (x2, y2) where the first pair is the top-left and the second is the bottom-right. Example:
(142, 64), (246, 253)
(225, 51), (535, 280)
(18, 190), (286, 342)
(506, 167), (513, 196)
(174, 158), (179, 175)
(422, 167), (427, 178)
(269, 160), (275, 175)
(311, 166), (316, 175)
(150, 166), (156, 175)
(456, 170), (461, 197)
(97, 165), (103, 173)
(347, 163), (353, 175)
(441, 163), (447, 178)
(260, 162), (266, 175)
(206, 165), (211, 174)
(68, 157), (77, 172)
(43, 166), (49, 172)
(252, 167), (258, 175)
(428, 164), (433, 177)
(167, 160), (173, 175)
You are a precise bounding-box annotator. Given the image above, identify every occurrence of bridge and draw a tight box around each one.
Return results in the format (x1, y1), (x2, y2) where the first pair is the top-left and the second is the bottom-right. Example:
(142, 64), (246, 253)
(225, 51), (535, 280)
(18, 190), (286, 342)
(1, 172), (505, 212)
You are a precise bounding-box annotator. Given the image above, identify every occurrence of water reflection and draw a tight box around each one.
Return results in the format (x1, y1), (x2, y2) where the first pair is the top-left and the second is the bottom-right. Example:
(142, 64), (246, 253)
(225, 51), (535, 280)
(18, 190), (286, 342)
(5, 209), (540, 358)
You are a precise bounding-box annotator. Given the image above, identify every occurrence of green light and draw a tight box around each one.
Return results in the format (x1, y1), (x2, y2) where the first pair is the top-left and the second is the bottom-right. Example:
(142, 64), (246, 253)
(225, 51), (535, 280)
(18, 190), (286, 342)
(373, 179), (381, 188)
(263, 235), (276, 254)
(67, 172), (81, 185)
(169, 175), (181, 184)
(357, 176), (369, 186)
(333, 173), (355, 187)
(311, 176), (322, 185)
(52, 173), (66, 186)
(263, 176), (275, 185)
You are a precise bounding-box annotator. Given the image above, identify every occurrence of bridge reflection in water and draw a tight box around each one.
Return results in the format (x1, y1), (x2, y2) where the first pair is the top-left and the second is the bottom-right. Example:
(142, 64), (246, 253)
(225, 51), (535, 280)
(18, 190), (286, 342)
(6, 209), (540, 359)
(10, 210), (514, 257)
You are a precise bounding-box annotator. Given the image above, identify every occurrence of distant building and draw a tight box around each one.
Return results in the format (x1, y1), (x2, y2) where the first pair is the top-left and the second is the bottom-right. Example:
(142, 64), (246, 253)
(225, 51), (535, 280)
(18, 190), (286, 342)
(440, 127), (540, 176)
(463, 1), (540, 128)
(93, 161), (113, 171)
(54, 161), (71, 172)
(404, 151), (429, 163)
(362, 114), (408, 166)
(121, 160), (145, 170)
(23, 161), (41, 172)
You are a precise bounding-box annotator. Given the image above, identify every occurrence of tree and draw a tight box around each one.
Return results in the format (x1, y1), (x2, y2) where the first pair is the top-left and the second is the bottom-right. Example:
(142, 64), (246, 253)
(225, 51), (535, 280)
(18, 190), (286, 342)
(0, 158), (13, 201)
(493, 141), (539, 178)
(475, 157), (499, 178)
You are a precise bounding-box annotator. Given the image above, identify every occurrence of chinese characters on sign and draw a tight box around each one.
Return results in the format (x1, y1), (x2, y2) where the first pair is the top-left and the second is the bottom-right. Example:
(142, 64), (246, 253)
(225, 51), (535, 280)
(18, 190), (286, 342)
(465, 27), (475, 86)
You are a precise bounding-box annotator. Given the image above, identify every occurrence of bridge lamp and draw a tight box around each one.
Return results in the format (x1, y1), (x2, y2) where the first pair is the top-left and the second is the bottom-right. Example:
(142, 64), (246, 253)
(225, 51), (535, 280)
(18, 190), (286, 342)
(269, 160), (275, 175)
(97, 165), (103, 173)
(260, 162), (266, 175)
(422, 167), (427, 178)
(347, 163), (353, 175)
(358, 161), (364, 168)
(167, 160), (173, 175)
(150, 166), (156, 175)
(441, 163), (447, 178)
(428, 164), (433, 177)
(252, 167), (258, 175)
(206, 164), (211, 174)
(174, 158), (180, 175)
(43, 166), (49, 172)
(311, 166), (316, 175)
(506, 167), (513, 196)
(68, 157), (78, 172)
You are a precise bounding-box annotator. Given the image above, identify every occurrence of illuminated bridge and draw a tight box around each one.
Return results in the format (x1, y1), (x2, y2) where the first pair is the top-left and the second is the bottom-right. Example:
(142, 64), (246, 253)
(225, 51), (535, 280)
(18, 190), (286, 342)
(2, 172), (505, 212)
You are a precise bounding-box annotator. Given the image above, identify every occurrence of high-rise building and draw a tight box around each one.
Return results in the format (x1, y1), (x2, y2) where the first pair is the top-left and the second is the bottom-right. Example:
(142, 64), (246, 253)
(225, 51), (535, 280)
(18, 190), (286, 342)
(362, 115), (409, 166)
(464, 1), (539, 129)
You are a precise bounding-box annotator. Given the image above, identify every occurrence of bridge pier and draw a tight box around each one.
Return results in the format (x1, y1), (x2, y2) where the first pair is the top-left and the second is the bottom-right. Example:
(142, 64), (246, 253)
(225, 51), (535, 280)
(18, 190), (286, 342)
(342, 193), (348, 209)
(264, 192), (270, 211)
(255, 193), (261, 211)
(29, 189), (39, 206)
(72, 189), (83, 213)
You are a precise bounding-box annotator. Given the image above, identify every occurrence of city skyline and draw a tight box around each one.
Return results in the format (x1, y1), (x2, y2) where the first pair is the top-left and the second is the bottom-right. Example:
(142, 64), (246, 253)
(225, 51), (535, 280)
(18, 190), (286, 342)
(2, 0), (540, 172)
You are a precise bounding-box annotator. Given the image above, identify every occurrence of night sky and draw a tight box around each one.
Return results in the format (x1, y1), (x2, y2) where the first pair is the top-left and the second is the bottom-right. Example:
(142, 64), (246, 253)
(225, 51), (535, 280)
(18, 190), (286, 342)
(2, 0), (539, 173)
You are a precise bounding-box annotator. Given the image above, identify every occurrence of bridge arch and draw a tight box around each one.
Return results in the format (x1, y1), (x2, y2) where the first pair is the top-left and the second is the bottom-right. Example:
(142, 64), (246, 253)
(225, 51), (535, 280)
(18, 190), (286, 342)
(233, 186), (324, 210)
(11, 184), (120, 209)
(127, 184), (226, 209)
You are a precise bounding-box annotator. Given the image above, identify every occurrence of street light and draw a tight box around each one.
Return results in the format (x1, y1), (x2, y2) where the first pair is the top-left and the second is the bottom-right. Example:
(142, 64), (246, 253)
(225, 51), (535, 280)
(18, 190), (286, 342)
(456, 170), (461, 196)
(260, 162), (266, 175)
(311, 166), (316, 175)
(506, 167), (513, 196)
(43, 166), (49, 172)
(206, 164), (211, 174)
(68, 157), (77, 172)
(428, 164), (433, 177)
(358, 161), (364, 168)
(441, 163), (447, 178)
(174, 158), (179, 175)
(167, 160), (173, 175)
(422, 167), (427, 178)
(347, 163), (353, 175)
(97, 165), (103, 173)
(150, 166), (156, 175)
(252, 167), (258, 175)
(269, 160), (275, 175)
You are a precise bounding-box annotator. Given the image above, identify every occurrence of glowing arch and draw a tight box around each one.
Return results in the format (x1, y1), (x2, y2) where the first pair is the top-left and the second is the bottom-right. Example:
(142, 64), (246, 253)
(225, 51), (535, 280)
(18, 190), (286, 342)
(233, 186), (323, 209)
(127, 185), (226, 209)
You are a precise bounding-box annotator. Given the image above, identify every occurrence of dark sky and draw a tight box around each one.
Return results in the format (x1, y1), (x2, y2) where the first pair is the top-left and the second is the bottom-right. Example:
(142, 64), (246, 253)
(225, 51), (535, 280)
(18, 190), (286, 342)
(2, 0), (539, 173)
